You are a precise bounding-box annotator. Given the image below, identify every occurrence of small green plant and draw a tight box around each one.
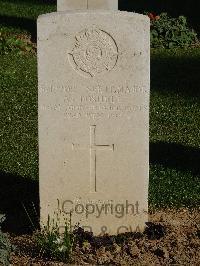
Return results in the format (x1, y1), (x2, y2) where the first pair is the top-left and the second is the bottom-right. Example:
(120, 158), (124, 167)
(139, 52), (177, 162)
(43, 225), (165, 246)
(0, 215), (13, 266)
(0, 28), (35, 54)
(149, 13), (198, 48)
(35, 208), (74, 262)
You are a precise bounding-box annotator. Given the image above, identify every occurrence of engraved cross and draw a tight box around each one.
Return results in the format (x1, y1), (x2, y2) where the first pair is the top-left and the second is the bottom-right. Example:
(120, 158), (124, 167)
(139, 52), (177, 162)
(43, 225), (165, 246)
(72, 125), (114, 192)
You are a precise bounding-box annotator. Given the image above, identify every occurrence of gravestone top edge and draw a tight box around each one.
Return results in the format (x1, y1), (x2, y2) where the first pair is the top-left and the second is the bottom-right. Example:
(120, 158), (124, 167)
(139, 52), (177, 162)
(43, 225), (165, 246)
(37, 11), (150, 22)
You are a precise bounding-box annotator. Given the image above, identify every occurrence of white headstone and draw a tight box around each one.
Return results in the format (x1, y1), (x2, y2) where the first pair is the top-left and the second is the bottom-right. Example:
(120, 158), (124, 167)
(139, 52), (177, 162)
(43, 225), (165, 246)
(38, 8), (150, 235)
(57, 0), (118, 11)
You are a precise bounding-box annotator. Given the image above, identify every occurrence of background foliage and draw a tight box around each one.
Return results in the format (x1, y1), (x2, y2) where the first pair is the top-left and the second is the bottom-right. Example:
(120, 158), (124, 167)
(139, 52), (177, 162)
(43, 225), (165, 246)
(150, 13), (197, 48)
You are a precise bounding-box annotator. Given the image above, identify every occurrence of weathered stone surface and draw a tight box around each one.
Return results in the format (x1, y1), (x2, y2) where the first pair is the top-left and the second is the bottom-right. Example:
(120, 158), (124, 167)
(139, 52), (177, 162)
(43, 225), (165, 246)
(58, 0), (87, 11)
(57, 0), (118, 11)
(38, 11), (150, 235)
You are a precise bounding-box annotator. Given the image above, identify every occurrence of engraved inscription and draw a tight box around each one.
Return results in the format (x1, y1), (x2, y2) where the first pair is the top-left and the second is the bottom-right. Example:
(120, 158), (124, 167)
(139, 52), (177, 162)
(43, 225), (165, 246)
(72, 125), (114, 192)
(69, 27), (118, 77)
(39, 84), (149, 119)
(39, 84), (148, 95)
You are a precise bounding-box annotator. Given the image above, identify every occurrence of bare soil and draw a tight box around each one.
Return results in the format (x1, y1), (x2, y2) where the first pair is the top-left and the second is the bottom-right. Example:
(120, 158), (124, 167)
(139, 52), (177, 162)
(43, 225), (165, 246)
(9, 208), (200, 265)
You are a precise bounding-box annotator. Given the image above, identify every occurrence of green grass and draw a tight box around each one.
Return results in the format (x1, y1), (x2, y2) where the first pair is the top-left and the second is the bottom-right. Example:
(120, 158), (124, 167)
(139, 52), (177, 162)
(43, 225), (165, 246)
(0, 1), (199, 216)
(151, 49), (200, 147)
(149, 48), (200, 208)
(0, 0), (55, 19)
(0, 53), (38, 178)
(0, 0), (56, 36)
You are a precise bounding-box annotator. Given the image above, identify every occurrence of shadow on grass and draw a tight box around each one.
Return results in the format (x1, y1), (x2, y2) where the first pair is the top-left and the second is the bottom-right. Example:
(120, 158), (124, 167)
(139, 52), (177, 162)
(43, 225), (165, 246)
(0, 15), (37, 41)
(151, 51), (200, 97)
(150, 141), (200, 208)
(7, 0), (55, 4)
(0, 171), (39, 234)
(150, 141), (200, 176)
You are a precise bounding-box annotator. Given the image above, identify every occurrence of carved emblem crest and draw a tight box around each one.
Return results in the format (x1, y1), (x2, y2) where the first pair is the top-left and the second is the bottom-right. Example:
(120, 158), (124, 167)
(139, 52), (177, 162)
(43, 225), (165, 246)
(69, 27), (118, 77)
